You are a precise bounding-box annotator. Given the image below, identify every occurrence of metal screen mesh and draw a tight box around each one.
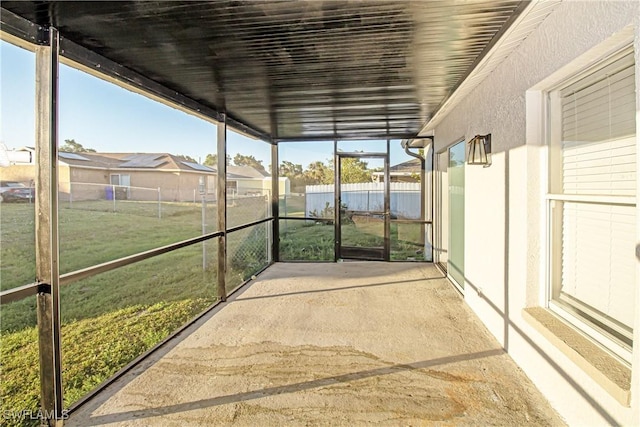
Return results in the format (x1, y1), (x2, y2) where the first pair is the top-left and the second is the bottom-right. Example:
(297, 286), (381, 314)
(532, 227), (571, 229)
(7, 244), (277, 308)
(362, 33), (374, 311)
(226, 222), (271, 293)
(227, 191), (271, 228)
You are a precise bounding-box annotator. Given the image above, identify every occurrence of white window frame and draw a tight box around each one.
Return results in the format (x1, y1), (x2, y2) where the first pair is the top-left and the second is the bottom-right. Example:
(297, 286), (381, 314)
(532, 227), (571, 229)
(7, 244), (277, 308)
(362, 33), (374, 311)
(109, 173), (131, 187)
(226, 180), (238, 196)
(207, 175), (216, 194)
(543, 46), (636, 366)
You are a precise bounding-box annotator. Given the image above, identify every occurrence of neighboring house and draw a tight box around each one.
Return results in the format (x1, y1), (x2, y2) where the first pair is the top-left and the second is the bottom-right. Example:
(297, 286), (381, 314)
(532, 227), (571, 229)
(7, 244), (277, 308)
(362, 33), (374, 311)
(61, 152), (219, 202)
(0, 148), (288, 202)
(227, 165), (290, 197)
(372, 158), (422, 183)
(1, 148), (216, 202)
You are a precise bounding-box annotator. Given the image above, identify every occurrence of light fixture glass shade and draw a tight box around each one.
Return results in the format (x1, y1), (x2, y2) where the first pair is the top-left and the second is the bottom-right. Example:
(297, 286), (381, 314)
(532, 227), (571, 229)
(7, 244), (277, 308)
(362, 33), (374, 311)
(467, 134), (491, 167)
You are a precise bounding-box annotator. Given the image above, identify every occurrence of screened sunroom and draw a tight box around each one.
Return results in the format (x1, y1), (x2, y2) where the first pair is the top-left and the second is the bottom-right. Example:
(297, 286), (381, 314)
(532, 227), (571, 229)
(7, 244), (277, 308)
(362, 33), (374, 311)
(1, 1), (639, 426)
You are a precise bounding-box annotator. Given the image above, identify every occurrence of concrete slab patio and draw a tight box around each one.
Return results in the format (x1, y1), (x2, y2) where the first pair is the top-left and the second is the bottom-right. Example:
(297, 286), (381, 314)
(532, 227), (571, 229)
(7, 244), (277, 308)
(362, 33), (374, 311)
(68, 262), (564, 426)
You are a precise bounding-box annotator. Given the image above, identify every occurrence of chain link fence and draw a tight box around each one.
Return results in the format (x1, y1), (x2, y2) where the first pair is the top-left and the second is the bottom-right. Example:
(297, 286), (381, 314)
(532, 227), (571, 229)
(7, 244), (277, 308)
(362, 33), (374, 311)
(227, 190), (271, 228)
(56, 182), (274, 292)
(279, 193), (308, 218)
(59, 182), (224, 236)
(226, 221), (272, 293)
(60, 182), (163, 217)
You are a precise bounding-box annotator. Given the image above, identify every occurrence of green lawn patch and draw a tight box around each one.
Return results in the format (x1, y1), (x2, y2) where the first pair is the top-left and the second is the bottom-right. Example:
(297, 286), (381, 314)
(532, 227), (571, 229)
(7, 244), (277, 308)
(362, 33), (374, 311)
(0, 195), (425, 421)
(279, 219), (427, 261)
(0, 199), (269, 418)
(0, 299), (210, 427)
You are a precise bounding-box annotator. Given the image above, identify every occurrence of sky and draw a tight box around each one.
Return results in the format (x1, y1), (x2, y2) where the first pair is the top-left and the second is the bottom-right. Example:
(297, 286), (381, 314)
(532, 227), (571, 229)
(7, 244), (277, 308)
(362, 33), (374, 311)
(0, 40), (413, 170)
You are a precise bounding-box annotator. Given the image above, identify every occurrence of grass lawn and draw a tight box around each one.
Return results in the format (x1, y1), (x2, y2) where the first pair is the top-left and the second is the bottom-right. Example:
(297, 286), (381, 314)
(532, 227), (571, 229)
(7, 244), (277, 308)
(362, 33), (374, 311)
(279, 194), (307, 217)
(0, 199), (269, 424)
(1, 299), (210, 427)
(278, 194), (426, 261)
(0, 194), (424, 423)
(279, 220), (335, 261)
(279, 218), (427, 261)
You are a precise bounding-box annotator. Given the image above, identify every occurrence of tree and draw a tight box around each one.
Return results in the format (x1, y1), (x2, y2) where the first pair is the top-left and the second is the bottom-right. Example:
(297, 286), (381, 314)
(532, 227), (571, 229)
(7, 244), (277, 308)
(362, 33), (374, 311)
(304, 160), (333, 184)
(203, 153), (231, 167)
(233, 153), (266, 173)
(175, 154), (197, 163)
(279, 161), (309, 192)
(203, 154), (216, 166)
(303, 154), (371, 185)
(338, 157), (371, 184)
(279, 161), (303, 179)
(60, 139), (96, 153)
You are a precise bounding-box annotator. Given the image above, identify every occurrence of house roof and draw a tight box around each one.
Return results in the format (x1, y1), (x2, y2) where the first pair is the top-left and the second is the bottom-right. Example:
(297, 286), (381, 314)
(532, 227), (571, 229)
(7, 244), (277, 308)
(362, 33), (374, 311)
(389, 158), (421, 174)
(1, 1), (534, 142)
(371, 158), (421, 177)
(57, 151), (272, 179)
(227, 165), (270, 179)
(58, 151), (216, 173)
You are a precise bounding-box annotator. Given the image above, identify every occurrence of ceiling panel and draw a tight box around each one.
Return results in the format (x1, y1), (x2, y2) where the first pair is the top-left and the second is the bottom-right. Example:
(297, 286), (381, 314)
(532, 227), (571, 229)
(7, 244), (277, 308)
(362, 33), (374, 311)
(1, 0), (525, 141)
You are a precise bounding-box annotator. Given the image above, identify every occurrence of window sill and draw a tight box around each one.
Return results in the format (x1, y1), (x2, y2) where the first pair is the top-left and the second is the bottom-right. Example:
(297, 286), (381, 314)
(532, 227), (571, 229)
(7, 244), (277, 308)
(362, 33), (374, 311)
(522, 307), (631, 406)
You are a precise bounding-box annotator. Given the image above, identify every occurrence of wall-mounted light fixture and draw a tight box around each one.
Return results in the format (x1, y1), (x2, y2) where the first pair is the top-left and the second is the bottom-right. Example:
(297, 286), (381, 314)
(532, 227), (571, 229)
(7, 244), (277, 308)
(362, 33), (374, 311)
(467, 134), (491, 167)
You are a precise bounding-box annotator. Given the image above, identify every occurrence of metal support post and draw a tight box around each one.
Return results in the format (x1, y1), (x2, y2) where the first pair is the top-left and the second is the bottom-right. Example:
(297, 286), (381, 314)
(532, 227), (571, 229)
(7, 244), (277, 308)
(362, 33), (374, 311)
(420, 149), (426, 249)
(271, 143), (279, 262)
(403, 136), (433, 260)
(384, 138), (391, 261)
(333, 139), (339, 261)
(201, 195), (206, 271)
(35, 26), (64, 427)
(216, 115), (227, 301)
(428, 142), (435, 261)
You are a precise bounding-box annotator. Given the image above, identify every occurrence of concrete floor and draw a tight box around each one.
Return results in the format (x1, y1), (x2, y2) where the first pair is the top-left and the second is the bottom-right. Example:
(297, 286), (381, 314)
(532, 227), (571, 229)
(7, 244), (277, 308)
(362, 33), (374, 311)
(68, 262), (564, 426)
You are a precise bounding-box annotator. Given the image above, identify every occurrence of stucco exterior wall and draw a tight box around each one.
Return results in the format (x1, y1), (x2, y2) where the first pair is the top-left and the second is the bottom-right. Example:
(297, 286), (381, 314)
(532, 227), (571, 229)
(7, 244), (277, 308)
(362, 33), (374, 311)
(429, 2), (639, 425)
(232, 177), (288, 196)
(64, 167), (106, 201)
(128, 171), (212, 202)
(177, 172), (210, 202)
(2, 164), (233, 203)
(268, 177), (290, 196)
(236, 178), (265, 195)
(0, 164), (73, 199)
(62, 168), (215, 202)
(0, 164), (35, 184)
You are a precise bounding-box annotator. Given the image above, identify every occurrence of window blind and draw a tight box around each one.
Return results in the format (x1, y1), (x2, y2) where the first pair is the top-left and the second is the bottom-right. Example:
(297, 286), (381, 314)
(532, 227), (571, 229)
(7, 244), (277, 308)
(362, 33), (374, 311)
(558, 51), (636, 331)
(561, 202), (635, 329)
(560, 53), (636, 196)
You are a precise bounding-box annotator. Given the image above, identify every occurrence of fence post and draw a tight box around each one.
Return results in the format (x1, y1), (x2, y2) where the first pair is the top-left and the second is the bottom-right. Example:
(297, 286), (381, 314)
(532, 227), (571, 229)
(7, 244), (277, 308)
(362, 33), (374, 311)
(158, 187), (161, 219)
